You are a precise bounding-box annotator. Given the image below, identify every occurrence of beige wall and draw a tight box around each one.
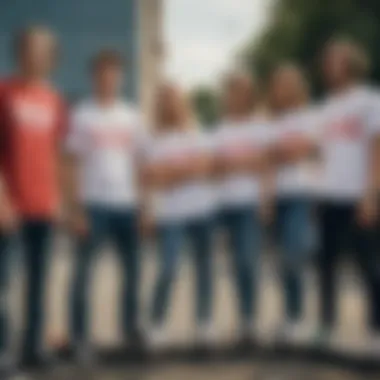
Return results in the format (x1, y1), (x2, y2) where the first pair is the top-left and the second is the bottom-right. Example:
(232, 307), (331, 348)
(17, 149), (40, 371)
(138, 0), (164, 119)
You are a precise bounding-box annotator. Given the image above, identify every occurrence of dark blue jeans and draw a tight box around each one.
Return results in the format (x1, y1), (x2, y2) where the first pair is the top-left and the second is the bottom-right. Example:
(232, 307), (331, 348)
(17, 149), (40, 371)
(275, 197), (312, 322)
(219, 206), (261, 324)
(0, 232), (12, 355)
(151, 216), (214, 326)
(70, 206), (140, 345)
(0, 220), (52, 356)
(317, 201), (380, 331)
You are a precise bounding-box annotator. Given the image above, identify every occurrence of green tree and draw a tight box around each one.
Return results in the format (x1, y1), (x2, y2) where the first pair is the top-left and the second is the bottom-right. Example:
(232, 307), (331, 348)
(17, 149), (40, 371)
(243, 0), (380, 90)
(191, 86), (219, 127)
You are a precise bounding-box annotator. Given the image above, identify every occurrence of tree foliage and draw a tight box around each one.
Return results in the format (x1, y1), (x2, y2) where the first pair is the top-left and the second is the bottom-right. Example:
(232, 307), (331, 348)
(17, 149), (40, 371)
(191, 86), (219, 127)
(243, 0), (380, 90)
(193, 0), (380, 121)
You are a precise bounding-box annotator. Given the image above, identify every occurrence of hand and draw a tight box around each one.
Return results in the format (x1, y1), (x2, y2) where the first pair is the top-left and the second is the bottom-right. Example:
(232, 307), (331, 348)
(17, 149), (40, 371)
(0, 198), (18, 233)
(260, 200), (275, 226)
(278, 135), (312, 163)
(140, 213), (155, 238)
(357, 196), (378, 228)
(69, 209), (89, 237)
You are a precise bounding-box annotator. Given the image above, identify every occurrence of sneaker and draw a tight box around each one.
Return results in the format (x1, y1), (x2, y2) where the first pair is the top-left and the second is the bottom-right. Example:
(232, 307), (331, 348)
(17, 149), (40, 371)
(149, 326), (168, 350)
(365, 332), (380, 357)
(312, 326), (333, 347)
(19, 350), (57, 371)
(125, 328), (147, 349)
(195, 323), (216, 346)
(237, 321), (257, 348)
(73, 343), (95, 367)
(0, 353), (16, 378)
(277, 322), (311, 345)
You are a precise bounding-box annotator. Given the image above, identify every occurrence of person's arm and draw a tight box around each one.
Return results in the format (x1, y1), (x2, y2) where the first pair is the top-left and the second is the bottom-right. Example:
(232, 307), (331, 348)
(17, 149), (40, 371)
(356, 93), (380, 227)
(272, 110), (323, 167)
(62, 109), (88, 236)
(218, 141), (268, 176)
(258, 145), (277, 225)
(273, 131), (318, 165)
(0, 86), (17, 232)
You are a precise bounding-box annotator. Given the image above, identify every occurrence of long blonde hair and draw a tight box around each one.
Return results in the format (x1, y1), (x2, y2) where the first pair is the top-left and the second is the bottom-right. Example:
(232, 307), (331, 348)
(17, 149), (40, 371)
(153, 82), (195, 134)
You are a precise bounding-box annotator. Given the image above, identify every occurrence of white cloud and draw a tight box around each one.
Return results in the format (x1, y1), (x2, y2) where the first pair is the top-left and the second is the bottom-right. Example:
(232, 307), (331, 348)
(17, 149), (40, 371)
(164, 0), (271, 89)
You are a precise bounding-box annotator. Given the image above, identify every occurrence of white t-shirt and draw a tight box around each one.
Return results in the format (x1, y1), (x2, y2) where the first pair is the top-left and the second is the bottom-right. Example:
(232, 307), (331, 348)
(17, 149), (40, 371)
(316, 85), (380, 201)
(142, 129), (216, 223)
(215, 118), (272, 208)
(66, 99), (144, 208)
(274, 107), (321, 198)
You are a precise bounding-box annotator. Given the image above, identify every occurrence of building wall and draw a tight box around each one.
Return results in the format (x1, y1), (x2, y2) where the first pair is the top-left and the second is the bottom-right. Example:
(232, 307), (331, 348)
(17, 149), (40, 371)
(0, 0), (140, 101)
(138, 0), (164, 118)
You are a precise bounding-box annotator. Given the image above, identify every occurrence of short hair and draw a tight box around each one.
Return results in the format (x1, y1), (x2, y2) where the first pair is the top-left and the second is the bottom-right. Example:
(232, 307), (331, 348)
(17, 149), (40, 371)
(322, 37), (370, 79)
(13, 25), (58, 61)
(90, 49), (125, 72)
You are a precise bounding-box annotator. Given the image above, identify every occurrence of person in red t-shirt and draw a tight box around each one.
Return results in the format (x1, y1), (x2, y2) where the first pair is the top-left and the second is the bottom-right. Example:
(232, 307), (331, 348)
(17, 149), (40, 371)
(0, 25), (66, 371)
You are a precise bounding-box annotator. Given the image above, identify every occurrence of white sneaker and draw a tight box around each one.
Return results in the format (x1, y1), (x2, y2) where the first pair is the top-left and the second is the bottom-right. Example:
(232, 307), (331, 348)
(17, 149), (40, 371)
(279, 322), (311, 345)
(74, 343), (95, 366)
(368, 333), (380, 356)
(238, 321), (257, 342)
(149, 326), (169, 350)
(0, 352), (15, 375)
(195, 323), (216, 346)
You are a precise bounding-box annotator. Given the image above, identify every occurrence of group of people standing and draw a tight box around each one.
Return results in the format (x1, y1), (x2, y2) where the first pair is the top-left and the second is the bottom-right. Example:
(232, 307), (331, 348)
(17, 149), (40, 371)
(0, 24), (380, 376)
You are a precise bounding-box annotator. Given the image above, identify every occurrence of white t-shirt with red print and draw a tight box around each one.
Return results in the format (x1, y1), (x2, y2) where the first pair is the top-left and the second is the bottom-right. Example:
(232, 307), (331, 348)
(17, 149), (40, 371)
(215, 118), (273, 208)
(273, 107), (322, 198)
(142, 129), (217, 223)
(316, 85), (380, 201)
(66, 99), (145, 207)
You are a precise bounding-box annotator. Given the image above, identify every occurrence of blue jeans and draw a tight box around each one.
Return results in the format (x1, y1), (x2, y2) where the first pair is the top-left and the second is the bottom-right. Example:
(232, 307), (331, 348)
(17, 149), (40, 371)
(317, 201), (380, 330)
(219, 206), (261, 324)
(151, 216), (214, 326)
(0, 220), (52, 356)
(70, 206), (140, 344)
(275, 197), (312, 322)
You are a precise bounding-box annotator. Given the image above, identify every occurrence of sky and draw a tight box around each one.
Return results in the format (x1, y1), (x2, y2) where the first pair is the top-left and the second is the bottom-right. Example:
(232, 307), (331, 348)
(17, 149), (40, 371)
(164, 0), (272, 90)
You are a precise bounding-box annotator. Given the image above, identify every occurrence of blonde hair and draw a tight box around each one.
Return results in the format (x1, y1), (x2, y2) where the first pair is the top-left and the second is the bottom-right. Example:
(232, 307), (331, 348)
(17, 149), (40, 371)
(322, 37), (370, 79)
(153, 82), (195, 133)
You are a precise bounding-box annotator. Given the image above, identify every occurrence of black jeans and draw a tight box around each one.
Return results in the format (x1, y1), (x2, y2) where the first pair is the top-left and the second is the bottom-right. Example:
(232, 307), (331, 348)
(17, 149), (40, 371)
(0, 220), (52, 356)
(70, 206), (140, 345)
(317, 201), (380, 331)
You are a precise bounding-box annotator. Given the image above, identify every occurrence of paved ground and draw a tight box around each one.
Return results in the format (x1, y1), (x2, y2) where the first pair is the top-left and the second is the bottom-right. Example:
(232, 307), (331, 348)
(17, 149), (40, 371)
(24, 361), (380, 380)
(7, 236), (380, 379)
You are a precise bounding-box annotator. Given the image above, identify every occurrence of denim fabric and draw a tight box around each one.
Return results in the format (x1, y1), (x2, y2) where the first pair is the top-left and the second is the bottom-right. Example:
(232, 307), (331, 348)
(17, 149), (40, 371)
(151, 216), (215, 326)
(219, 206), (261, 324)
(275, 198), (312, 322)
(317, 201), (380, 330)
(70, 206), (140, 344)
(20, 220), (53, 355)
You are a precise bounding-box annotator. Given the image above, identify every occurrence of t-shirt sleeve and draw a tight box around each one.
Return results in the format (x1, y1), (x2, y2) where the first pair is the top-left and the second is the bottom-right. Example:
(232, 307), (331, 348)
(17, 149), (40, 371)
(366, 91), (380, 137)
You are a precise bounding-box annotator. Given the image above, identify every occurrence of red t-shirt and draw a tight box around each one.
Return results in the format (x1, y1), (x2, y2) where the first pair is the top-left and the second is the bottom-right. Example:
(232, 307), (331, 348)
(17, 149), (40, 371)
(0, 78), (66, 219)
